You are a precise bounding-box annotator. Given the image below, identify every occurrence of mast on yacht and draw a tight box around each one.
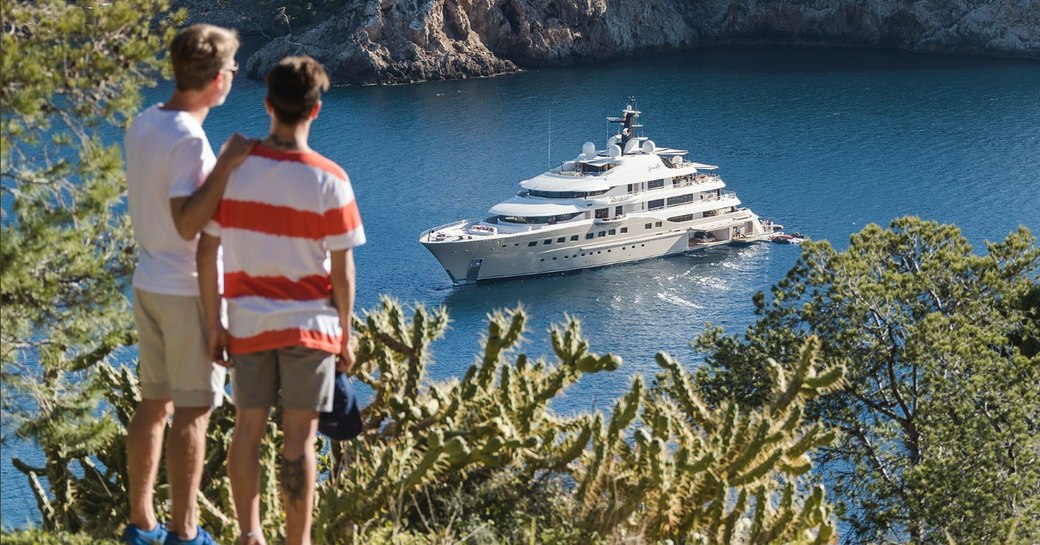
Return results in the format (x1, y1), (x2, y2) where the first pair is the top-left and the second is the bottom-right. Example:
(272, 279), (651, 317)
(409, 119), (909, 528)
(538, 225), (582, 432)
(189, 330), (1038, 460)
(607, 97), (642, 147)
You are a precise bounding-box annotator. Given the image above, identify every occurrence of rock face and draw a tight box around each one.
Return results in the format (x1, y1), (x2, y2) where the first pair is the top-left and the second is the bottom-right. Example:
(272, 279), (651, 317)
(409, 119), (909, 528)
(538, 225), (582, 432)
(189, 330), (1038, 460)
(184, 0), (1040, 84)
(245, 1), (518, 85)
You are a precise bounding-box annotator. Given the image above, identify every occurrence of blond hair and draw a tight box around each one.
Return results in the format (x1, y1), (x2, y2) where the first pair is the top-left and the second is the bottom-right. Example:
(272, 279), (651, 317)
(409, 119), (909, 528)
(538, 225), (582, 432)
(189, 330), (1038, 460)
(170, 24), (239, 92)
(266, 56), (330, 124)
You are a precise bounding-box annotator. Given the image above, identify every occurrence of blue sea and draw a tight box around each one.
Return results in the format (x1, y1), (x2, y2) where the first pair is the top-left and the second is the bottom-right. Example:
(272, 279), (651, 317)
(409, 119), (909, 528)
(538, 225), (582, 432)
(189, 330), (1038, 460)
(3, 46), (1038, 529)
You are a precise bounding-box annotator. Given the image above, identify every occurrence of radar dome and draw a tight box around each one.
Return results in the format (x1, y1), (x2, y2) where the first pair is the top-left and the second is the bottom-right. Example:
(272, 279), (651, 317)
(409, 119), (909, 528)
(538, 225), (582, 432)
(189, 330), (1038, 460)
(642, 140), (656, 154)
(623, 138), (639, 154)
(608, 144), (622, 159)
(582, 142), (596, 158)
(607, 135), (620, 147)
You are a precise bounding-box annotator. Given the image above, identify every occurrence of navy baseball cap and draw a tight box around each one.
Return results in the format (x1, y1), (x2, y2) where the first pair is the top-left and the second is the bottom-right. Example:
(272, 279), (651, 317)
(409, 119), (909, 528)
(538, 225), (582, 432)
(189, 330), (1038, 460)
(319, 372), (363, 440)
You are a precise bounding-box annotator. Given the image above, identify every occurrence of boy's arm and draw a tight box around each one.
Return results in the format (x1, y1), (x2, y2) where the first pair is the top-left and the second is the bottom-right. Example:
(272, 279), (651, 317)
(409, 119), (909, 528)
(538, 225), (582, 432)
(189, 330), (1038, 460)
(329, 248), (356, 373)
(197, 233), (228, 366)
(170, 133), (256, 240)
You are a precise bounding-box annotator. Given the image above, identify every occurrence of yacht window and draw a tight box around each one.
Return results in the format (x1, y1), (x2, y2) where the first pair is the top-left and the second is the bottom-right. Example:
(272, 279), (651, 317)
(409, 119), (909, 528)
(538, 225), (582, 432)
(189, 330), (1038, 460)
(648, 179), (665, 190)
(579, 163), (614, 174)
(557, 237), (565, 243)
(667, 193), (694, 206)
(655, 221), (662, 227)
(595, 208), (608, 219)
(498, 212), (581, 224)
(627, 184), (635, 192)
(608, 229), (616, 235)
(621, 227), (628, 233)
(645, 223), (652, 229)
(668, 214), (694, 223)
(648, 199), (665, 211)
(598, 231), (606, 237)
(585, 233), (594, 240)
(527, 189), (609, 198)
(543, 239), (552, 245)
(570, 235), (578, 241)
(615, 206), (623, 216)
(528, 241), (537, 247)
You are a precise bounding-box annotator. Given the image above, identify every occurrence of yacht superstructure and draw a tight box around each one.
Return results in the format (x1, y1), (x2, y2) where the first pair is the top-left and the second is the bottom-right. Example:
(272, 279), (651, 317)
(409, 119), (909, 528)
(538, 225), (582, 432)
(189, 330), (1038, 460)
(420, 99), (781, 284)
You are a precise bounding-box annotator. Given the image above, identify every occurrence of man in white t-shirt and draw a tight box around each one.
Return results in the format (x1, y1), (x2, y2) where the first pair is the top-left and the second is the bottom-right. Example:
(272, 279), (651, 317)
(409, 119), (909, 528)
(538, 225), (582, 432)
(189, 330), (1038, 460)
(123, 24), (255, 545)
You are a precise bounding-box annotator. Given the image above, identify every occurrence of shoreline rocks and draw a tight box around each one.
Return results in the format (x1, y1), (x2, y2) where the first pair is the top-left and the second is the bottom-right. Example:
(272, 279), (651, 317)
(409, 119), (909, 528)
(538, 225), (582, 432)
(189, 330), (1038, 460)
(178, 0), (1040, 85)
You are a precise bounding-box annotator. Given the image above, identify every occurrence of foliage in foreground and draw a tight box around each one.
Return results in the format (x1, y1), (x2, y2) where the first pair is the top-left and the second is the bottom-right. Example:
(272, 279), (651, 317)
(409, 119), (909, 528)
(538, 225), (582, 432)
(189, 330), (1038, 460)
(10, 299), (842, 544)
(0, 528), (121, 545)
(0, 0), (182, 534)
(695, 217), (1040, 545)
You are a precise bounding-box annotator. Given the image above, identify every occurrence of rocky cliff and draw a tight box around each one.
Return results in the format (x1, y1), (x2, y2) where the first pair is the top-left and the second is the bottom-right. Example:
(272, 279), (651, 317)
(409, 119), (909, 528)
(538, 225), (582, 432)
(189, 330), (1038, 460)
(180, 0), (1040, 85)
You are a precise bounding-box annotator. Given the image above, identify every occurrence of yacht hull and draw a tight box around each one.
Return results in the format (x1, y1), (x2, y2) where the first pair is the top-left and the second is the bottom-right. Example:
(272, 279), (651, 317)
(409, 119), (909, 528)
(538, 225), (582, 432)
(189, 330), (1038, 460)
(421, 210), (769, 285)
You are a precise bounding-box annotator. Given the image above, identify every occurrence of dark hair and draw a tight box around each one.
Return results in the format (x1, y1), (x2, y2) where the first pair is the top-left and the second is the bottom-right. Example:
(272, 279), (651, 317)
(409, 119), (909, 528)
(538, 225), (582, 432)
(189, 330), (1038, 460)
(170, 24), (239, 91)
(266, 56), (330, 124)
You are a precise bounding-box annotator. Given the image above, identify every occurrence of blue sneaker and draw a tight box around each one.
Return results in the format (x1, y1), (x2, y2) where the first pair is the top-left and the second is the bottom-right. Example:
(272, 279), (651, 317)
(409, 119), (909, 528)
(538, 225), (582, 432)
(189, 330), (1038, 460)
(164, 526), (217, 545)
(122, 523), (168, 545)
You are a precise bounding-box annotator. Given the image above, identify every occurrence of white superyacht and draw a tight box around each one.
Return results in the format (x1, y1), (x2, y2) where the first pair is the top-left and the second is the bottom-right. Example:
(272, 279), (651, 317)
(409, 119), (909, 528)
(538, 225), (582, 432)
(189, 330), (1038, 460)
(420, 99), (781, 284)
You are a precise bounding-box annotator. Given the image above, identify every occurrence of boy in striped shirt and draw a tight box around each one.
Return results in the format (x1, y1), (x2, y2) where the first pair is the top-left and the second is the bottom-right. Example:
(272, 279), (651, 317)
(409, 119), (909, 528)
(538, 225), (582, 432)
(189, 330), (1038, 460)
(196, 56), (364, 545)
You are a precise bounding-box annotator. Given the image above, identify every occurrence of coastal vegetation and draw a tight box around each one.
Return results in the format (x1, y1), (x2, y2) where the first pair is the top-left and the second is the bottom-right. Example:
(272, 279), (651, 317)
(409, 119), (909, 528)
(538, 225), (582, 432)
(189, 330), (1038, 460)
(3, 1), (1038, 544)
(1, 0), (182, 533)
(695, 218), (1040, 544)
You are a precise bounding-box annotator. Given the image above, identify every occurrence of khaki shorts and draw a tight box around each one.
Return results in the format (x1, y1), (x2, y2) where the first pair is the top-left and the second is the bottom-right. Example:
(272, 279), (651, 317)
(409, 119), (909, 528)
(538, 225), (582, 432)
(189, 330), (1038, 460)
(231, 346), (335, 412)
(134, 288), (226, 408)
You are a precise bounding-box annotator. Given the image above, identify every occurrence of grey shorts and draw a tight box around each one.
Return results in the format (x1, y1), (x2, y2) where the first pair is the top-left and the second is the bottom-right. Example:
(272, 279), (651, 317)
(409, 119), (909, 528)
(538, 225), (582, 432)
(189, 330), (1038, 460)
(231, 346), (336, 412)
(134, 288), (226, 408)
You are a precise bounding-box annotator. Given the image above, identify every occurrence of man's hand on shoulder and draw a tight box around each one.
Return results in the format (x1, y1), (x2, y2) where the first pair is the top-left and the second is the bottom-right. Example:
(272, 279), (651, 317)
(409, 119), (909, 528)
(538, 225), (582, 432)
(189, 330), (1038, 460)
(218, 133), (258, 169)
(170, 133), (258, 240)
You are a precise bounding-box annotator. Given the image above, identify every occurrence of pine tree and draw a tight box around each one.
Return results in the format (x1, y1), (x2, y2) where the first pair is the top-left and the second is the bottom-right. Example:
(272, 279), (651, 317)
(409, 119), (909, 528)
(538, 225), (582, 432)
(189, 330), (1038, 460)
(694, 217), (1040, 544)
(1, 0), (182, 532)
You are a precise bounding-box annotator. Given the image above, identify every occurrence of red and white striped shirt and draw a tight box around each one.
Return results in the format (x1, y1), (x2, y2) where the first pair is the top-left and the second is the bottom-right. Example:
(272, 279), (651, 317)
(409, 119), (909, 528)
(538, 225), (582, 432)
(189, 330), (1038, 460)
(203, 145), (365, 355)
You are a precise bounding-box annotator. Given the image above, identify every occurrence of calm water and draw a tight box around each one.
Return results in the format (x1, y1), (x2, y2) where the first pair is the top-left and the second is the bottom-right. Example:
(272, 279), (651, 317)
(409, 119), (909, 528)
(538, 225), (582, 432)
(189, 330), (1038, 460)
(3, 46), (1038, 528)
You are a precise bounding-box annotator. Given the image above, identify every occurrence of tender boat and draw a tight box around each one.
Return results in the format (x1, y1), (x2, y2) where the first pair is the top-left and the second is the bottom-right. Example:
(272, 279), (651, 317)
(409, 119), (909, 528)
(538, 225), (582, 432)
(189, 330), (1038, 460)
(420, 99), (783, 284)
(769, 232), (808, 244)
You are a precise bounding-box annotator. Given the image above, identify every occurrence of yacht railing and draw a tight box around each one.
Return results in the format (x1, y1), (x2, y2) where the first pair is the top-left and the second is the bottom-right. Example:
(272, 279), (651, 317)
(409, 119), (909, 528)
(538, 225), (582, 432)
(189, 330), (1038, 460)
(695, 190), (737, 203)
(619, 174), (722, 198)
(672, 173), (722, 188)
(647, 189), (737, 213)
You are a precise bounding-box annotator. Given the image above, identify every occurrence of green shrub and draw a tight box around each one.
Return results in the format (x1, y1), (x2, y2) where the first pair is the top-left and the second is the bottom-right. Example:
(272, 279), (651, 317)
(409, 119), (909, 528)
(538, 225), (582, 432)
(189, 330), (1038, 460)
(9, 298), (841, 544)
(0, 529), (120, 545)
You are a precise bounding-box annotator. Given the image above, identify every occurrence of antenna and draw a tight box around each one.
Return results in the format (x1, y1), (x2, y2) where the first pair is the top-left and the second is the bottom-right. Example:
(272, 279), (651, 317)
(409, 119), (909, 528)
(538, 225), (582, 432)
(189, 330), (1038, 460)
(547, 107), (552, 170)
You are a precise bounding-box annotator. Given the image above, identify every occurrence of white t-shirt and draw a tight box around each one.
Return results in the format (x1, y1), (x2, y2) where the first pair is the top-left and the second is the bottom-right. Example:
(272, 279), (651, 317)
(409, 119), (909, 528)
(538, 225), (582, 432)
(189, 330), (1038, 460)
(125, 105), (216, 295)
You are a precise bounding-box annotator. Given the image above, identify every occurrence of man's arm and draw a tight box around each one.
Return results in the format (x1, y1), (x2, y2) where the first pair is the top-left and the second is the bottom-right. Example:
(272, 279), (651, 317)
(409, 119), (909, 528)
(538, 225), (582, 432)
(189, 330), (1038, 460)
(197, 233), (228, 365)
(329, 249), (356, 373)
(170, 133), (255, 240)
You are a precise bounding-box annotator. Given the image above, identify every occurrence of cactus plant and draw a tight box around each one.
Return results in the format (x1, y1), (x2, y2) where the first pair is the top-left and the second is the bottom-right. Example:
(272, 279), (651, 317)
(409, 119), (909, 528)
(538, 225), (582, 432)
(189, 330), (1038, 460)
(12, 298), (841, 544)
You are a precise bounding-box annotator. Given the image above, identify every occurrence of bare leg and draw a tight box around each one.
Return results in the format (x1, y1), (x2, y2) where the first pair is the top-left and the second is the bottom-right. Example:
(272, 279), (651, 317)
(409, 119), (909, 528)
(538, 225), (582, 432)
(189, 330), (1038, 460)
(127, 398), (172, 530)
(281, 409), (319, 545)
(166, 406), (211, 540)
(229, 407), (270, 544)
